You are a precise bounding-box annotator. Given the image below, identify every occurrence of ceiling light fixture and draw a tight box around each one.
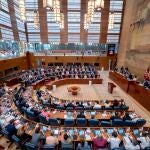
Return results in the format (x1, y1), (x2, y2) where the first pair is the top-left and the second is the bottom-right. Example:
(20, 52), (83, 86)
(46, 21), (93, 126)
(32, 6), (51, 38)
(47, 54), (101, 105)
(84, 0), (104, 30)
(19, 0), (26, 22)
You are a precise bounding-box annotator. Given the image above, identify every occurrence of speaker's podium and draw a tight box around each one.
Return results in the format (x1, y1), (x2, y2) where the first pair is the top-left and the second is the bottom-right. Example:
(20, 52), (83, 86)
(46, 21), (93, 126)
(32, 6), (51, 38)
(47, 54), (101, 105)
(108, 82), (116, 94)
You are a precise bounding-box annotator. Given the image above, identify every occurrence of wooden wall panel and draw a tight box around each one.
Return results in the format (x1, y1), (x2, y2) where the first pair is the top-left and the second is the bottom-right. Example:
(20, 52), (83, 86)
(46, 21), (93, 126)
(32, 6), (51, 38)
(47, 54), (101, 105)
(0, 56), (27, 72)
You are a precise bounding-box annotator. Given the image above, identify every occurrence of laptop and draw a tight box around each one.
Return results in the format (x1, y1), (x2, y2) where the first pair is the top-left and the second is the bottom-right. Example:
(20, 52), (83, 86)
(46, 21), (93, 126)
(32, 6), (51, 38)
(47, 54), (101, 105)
(107, 129), (114, 135)
(133, 129), (140, 137)
(118, 128), (125, 136)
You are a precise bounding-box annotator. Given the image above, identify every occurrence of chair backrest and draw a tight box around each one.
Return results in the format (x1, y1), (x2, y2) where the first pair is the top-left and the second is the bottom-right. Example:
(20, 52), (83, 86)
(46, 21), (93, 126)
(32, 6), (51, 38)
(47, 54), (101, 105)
(101, 121), (111, 127)
(24, 142), (37, 150)
(89, 119), (99, 127)
(12, 135), (20, 143)
(76, 118), (87, 126)
(136, 118), (146, 126)
(66, 107), (74, 111)
(112, 119), (124, 126)
(84, 106), (93, 110)
(27, 110), (35, 118)
(43, 144), (56, 150)
(39, 114), (48, 124)
(64, 119), (74, 126)
(61, 145), (73, 150)
(48, 118), (59, 126)
(124, 120), (136, 126)
(2, 129), (11, 139)
(76, 107), (84, 110)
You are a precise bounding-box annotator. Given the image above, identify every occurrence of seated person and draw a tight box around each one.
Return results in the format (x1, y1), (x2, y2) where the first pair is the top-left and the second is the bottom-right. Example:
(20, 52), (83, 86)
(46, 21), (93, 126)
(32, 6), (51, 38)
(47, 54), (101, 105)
(112, 100), (119, 107)
(137, 131), (150, 149)
(66, 102), (75, 108)
(123, 112), (132, 121)
(76, 140), (92, 150)
(65, 111), (74, 119)
(77, 111), (86, 118)
(46, 130), (59, 146)
(76, 102), (84, 108)
(41, 107), (50, 121)
(93, 134), (108, 150)
(31, 124), (45, 146)
(61, 133), (73, 148)
(5, 119), (17, 137)
(93, 101), (101, 109)
(110, 112), (121, 120)
(107, 131), (121, 149)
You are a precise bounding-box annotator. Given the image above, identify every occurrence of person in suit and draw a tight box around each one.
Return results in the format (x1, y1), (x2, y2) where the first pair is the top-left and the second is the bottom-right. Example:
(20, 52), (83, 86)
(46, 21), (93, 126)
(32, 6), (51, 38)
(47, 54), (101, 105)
(5, 119), (17, 137)
(77, 111), (86, 118)
(123, 112), (132, 121)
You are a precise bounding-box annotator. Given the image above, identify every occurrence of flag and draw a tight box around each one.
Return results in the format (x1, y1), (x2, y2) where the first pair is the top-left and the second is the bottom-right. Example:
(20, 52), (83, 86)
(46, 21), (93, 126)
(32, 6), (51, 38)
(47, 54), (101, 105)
(144, 67), (150, 81)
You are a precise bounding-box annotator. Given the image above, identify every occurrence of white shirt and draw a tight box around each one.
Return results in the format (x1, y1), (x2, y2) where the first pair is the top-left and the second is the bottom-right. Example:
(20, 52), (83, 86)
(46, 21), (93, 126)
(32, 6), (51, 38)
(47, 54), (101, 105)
(108, 137), (121, 149)
(124, 136), (140, 150)
(137, 136), (150, 149)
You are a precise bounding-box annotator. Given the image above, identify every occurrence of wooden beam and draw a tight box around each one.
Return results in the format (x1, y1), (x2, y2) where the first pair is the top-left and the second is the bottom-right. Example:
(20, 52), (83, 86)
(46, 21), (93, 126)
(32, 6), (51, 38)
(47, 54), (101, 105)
(38, 0), (48, 43)
(99, 0), (110, 43)
(119, 0), (126, 43)
(24, 22), (29, 43)
(7, 0), (19, 41)
(80, 0), (87, 43)
(60, 0), (68, 43)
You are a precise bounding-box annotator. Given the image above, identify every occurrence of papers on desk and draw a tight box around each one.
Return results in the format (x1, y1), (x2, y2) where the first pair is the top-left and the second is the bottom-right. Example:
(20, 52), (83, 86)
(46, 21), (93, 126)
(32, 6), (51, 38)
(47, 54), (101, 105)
(54, 129), (59, 135)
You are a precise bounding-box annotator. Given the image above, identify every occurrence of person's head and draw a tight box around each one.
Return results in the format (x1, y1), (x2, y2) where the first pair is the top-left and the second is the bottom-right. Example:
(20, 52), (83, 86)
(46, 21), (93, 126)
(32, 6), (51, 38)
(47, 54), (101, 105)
(35, 127), (40, 133)
(125, 112), (130, 117)
(142, 131), (147, 137)
(115, 112), (118, 116)
(64, 133), (69, 141)
(9, 119), (15, 125)
(97, 134), (103, 140)
(112, 131), (118, 138)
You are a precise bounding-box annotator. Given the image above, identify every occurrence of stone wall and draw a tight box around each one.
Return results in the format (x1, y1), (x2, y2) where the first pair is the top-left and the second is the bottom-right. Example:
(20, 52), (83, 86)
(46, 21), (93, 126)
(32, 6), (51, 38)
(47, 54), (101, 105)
(117, 0), (150, 80)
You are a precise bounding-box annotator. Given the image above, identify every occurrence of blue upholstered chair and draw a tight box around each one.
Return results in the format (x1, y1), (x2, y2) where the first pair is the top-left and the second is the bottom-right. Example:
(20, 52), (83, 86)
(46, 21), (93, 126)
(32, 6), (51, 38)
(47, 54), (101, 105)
(76, 118), (87, 126)
(124, 120), (136, 126)
(64, 119), (75, 126)
(89, 119), (100, 127)
(136, 118), (146, 126)
(48, 118), (60, 126)
(112, 119), (124, 126)
(43, 144), (56, 150)
(61, 145), (73, 150)
(101, 121), (111, 127)
(121, 105), (129, 110)
(24, 142), (38, 150)
(39, 114), (48, 125)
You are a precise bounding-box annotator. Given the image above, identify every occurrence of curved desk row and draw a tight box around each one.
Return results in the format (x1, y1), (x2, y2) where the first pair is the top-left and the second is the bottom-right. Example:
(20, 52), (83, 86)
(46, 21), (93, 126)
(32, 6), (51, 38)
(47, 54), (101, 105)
(109, 71), (150, 112)
(46, 78), (103, 90)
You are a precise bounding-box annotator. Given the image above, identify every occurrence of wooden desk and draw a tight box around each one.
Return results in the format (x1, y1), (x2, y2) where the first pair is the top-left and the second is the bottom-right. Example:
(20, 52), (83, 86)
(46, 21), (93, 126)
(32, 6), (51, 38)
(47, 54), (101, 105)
(109, 71), (150, 112)
(128, 82), (150, 112)
(6, 77), (18, 86)
(32, 79), (46, 90)
(46, 78), (103, 90)
(109, 71), (134, 92)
